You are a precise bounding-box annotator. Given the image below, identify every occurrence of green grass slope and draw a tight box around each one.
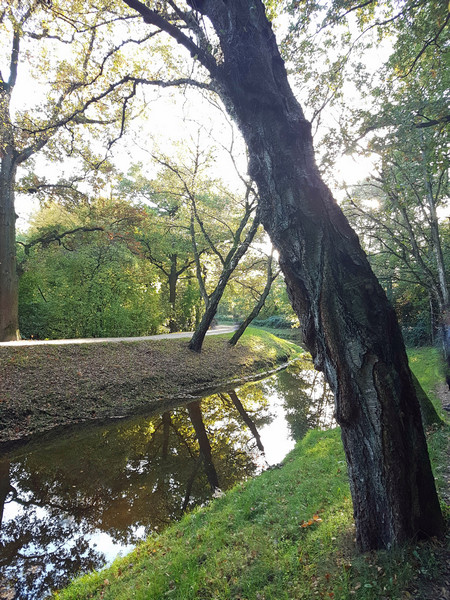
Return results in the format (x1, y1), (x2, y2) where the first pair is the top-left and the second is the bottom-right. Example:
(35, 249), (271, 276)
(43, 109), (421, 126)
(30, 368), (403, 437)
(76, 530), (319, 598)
(54, 347), (449, 600)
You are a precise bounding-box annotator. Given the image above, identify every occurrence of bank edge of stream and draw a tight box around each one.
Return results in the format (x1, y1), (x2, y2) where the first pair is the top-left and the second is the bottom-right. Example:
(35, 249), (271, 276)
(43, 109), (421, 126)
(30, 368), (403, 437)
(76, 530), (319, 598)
(0, 328), (303, 450)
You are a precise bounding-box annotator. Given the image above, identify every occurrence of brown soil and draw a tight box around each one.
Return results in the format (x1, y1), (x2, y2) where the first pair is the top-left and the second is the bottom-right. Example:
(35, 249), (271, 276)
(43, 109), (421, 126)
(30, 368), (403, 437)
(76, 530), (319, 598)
(0, 334), (298, 449)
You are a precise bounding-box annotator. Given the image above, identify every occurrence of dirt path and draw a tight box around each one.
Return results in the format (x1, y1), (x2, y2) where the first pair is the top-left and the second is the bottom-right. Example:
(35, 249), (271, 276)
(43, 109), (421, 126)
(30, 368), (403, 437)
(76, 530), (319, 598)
(0, 325), (237, 347)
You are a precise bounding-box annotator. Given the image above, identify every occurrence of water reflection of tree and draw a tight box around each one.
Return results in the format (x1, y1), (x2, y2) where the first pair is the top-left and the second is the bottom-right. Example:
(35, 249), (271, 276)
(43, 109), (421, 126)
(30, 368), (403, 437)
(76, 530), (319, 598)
(220, 391), (265, 452)
(0, 458), (104, 600)
(0, 383), (271, 598)
(265, 356), (335, 441)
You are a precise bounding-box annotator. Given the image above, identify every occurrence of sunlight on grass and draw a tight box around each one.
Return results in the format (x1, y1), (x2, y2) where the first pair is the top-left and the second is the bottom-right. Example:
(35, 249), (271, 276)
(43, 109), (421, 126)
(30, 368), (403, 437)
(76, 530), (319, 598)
(240, 328), (302, 364)
(54, 348), (449, 600)
(55, 429), (354, 600)
(408, 347), (445, 395)
(408, 346), (448, 420)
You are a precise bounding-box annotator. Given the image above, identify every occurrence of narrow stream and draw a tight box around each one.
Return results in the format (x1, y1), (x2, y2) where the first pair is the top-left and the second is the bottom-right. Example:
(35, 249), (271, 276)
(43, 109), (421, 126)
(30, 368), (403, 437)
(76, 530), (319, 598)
(0, 357), (334, 599)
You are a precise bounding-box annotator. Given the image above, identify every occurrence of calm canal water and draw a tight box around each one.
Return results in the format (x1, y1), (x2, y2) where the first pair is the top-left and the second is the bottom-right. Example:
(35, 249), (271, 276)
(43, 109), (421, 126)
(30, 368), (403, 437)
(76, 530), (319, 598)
(0, 357), (334, 599)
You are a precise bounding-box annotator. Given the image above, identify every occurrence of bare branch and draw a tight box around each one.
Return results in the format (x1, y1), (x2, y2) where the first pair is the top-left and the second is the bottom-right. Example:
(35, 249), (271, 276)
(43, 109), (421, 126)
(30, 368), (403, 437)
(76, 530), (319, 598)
(400, 11), (450, 78)
(122, 0), (218, 75)
(24, 180), (89, 202)
(17, 226), (104, 254)
(20, 74), (213, 137)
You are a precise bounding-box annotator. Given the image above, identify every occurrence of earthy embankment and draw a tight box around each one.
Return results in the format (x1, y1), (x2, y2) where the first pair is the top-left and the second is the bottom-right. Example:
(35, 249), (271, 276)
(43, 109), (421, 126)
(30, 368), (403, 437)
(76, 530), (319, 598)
(0, 328), (301, 447)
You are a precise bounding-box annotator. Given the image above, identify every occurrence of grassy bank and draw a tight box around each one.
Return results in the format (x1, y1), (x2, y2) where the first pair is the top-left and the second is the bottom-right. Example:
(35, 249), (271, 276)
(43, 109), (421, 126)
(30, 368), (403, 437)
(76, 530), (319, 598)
(55, 349), (449, 600)
(0, 328), (301, 446)
(248, 325), (303, 344)
(407, 347), (446, 413)
(407, 347), (450, 509)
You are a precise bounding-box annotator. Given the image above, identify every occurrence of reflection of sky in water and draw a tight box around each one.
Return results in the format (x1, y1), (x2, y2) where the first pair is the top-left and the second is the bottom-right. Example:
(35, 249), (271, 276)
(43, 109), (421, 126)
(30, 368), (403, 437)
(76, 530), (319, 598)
(258, 393), (295, 466)
(87, 530), (137, 564)
(3, 499), (137, 559)
(0, 362), (334, 599)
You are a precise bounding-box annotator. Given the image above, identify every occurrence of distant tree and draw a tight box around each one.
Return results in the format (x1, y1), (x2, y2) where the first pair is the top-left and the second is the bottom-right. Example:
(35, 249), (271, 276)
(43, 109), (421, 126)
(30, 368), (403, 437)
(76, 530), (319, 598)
(0, 0), (181, 340)
(134, 140), (262, 352)
(343, 156), (449, 344)
(120, 163), (202, 332)
(229, 251), (280, 346)
(331, 0), (449, 344)
(188, 181), (261, 351)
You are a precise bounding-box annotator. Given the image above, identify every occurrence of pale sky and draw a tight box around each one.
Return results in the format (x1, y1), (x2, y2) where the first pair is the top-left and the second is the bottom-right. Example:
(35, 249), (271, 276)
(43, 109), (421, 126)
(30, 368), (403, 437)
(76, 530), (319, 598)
(12, 6), (392, 230)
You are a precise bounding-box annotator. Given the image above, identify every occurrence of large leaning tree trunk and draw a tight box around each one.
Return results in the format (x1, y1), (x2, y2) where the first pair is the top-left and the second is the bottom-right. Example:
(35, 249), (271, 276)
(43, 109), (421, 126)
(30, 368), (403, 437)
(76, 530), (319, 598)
(122, 0), (444, 551)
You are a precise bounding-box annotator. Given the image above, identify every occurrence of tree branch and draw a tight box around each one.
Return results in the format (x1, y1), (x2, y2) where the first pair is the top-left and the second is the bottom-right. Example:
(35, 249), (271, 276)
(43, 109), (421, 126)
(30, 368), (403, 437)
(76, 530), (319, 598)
(401, 11), (450, 77)
(121, 0), (218, 75)
(17, 226), (104, 254)
(7, 25), (20, 90)
(19, 74), (213, 138)
(415, 114), (450, 129)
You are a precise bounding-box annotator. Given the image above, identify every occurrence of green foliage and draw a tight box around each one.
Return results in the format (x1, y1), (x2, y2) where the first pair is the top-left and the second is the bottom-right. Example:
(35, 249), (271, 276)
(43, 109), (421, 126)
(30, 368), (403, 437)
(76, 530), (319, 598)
(219, 274), (296, 325)
(177, 278), (203, 330)
(407, 347), (450, 505)
(19, 242), (163, 339)
(238, 326), (302, 361)
(407, 346), (446, 411)
(401, 313), (433, 348)
(253, 314), (293, 329)
(18, 201), (165, 339)
(123, 164), (201, 332)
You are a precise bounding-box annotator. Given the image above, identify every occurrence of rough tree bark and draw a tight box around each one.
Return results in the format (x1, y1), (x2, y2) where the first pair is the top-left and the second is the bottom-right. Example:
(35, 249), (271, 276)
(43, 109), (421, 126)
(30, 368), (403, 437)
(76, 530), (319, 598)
(1, 14), (53, 341)
(1, 47), (20, 341)
(122, 0), (444, 551)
